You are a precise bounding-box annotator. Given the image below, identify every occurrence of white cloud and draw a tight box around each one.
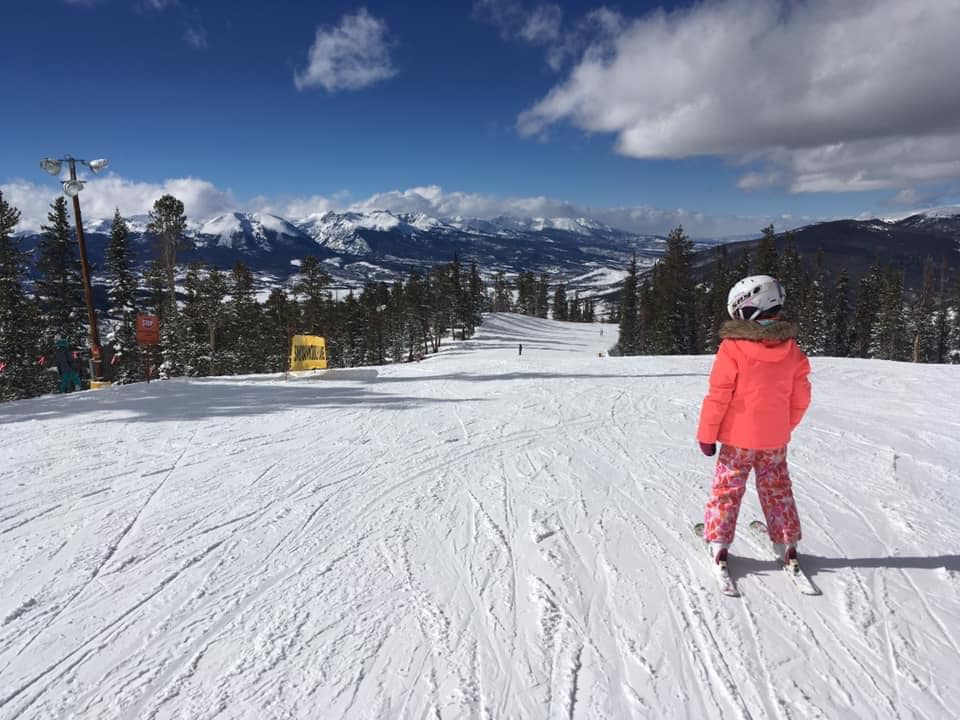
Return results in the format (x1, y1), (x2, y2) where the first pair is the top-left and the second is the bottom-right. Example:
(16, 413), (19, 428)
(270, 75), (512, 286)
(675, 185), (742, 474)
(138, 0), (179, 10)
(251, 193), (342, 220)
(294, 8), (397, 92)
(2, 175), (237, 232)
(183, 25), (208, 49)
(343, 184), (780, 238)
(474, 0), (563, 44)
(516, 0), (960, 194)
(1, 177), (803, 239)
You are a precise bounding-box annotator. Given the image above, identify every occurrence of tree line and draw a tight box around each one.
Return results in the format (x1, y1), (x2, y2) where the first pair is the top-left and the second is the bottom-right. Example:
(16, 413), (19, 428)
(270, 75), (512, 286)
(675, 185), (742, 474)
(0, 190), (590, 402)
(615, 225), (960, 363)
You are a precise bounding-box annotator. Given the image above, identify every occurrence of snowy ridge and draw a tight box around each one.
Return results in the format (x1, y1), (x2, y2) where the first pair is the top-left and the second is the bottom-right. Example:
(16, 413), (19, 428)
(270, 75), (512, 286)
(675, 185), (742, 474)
(881, 204), (960, 223)
(1, 314), (958, 718)
(195, 212), (308, 252)
(84, 214), (152, 235)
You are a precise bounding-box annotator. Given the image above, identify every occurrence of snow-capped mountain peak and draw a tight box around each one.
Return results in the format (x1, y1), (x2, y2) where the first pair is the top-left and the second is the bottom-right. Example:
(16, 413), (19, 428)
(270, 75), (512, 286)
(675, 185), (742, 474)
(196, 212), (309, 252)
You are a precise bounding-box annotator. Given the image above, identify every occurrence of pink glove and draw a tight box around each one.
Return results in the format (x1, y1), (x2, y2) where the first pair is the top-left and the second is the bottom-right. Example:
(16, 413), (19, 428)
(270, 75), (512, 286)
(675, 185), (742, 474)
(699, 442), (716, 457)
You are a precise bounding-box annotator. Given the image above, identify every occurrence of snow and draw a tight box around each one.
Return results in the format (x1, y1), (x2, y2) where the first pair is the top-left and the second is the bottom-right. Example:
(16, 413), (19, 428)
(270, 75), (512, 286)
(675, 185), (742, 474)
(251, 213), (298, 236)
(882, 204), (960, 223)
(199, 213), (244, 247)
(362, 210), (401, 232)
(1, 314), (958, 719)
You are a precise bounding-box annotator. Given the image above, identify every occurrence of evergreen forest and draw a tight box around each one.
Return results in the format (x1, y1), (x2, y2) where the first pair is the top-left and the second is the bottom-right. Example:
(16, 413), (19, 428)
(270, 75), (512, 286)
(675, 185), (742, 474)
(2, 191), (958, 404)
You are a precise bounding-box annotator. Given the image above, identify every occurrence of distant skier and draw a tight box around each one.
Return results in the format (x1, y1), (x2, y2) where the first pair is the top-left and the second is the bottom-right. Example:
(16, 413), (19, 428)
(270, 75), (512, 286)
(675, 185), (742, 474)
(696, 275), (811, 569)
(518, 343), (523, 356)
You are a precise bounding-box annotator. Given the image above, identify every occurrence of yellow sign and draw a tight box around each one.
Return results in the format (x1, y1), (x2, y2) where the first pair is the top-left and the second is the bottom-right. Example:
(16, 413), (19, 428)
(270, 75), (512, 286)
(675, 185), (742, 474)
(289, 335), (327, 371)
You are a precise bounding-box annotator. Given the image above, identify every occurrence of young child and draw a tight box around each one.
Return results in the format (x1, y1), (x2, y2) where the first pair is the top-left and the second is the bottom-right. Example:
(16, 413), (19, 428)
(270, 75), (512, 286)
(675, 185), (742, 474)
(697, 274), (811, 567)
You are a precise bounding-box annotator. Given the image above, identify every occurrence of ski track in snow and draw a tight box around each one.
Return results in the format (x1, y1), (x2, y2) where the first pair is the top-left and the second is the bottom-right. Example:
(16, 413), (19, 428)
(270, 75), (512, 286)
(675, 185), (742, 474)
(1, 312), (959, 719)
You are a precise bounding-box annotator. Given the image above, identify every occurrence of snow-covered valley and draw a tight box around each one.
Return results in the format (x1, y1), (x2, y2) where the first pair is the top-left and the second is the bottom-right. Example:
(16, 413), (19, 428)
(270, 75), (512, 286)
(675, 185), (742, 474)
(1, 314), (958, 719)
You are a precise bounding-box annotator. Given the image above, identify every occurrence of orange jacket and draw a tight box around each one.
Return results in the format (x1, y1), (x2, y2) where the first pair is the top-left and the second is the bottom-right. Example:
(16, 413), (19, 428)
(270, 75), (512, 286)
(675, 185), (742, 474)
(697, 320), (811, 450)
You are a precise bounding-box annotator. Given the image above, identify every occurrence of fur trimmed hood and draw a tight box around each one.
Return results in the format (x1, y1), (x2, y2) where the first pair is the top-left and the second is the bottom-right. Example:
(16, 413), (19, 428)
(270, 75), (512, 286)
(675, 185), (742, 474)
(719, 319), (799, 342)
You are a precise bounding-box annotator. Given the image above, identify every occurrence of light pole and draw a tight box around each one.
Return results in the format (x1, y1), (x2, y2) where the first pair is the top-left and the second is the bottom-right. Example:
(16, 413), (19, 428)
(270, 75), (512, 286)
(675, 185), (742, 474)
(39, 155), (109, 383)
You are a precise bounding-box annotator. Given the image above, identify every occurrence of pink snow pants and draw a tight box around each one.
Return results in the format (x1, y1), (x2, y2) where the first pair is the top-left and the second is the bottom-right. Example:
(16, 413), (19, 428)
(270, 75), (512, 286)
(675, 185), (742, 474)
(703, 445), (802, 545)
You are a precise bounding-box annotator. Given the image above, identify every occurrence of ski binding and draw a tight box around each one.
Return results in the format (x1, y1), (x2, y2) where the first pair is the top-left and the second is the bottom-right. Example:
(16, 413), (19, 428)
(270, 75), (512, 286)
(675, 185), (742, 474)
(749, 520), (821, 595)
(693, 522), (740, 597)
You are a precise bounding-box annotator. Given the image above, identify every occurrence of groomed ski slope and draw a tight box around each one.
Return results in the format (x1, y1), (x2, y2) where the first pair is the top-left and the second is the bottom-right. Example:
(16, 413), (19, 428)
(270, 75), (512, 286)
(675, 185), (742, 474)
(1, 312), (959, 719)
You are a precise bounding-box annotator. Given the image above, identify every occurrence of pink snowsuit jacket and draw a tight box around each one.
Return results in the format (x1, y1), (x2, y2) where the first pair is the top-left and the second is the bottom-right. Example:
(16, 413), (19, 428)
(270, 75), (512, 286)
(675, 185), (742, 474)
(697, 320), (811, 451)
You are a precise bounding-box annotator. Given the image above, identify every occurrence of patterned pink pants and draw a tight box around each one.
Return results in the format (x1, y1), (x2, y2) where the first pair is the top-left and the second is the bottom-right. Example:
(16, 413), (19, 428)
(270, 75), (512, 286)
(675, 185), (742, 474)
(703, 445), (802, 545)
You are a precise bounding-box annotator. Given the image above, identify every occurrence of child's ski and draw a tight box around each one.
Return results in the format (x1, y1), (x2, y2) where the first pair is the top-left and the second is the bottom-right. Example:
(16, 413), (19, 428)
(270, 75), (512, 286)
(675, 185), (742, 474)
(748, 520), (821, 595)
(692, 522), (740, 597)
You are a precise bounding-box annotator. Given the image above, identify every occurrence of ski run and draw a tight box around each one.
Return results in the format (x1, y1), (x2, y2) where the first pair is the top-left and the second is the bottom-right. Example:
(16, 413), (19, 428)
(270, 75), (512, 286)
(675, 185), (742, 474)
(1, 312), (959, 720)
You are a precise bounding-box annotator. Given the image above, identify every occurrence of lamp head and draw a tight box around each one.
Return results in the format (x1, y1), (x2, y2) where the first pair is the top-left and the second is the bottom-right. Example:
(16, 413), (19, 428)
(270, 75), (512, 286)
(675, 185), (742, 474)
(62, 179), (85, 197)
(40, 158), (62, 176)
(86, 158), (109, 173)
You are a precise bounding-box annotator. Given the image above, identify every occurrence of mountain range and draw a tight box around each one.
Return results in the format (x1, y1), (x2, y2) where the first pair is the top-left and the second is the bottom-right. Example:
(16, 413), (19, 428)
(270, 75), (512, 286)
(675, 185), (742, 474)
(692, 208), (960, 295)
(18, 205), (960, 303)
(23, 209), (670, 300)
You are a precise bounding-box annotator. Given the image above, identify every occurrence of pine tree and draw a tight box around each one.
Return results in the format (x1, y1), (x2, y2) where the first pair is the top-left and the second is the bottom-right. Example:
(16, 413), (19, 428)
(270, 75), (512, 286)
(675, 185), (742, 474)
(535, 274), (549, 318)
(515, 271), (535, 316)
(449, 255), (471, 340)
(870, 265), (907, 361)
(583, 297), (595, 323)
(553, 283), (569, 321)
(142, 258), (171, 371)
(851, 259), (883, 358)
(227, 262), (264, 373)
(755, 224), (779, 275)
(145, 259), (168, 316)
(0, 191), (45, 401)
(569, 291), (582, 322)
(35, 197), (84, 351)
(651, 226), (697, 354)
(933, 261), (950, 364)
(199, 267), (229, 375)
(951, 272), (960, 362)
(466, 262), (485, 335)
(403, 269), (429, 359)
(734, 249), (751, 282)
(703, 245), (731, 352)
(616, 255), (640, 355)
(777, 232), (802, 302)
(104, 210), (141, 383)
(825, 269), (851, 357)
(147, 194), (187, 311)
(294, 256), (331, 335)
(263, 287), (296, 372)
(907, 258), (938, 363)
(492, 272), (512, 312)
(178, 263), (208, 374)
(637, 278), (654, 354)
(427, 265), (454, 351)
(387, 279), (407, 362)
(798, 250), (827, 355)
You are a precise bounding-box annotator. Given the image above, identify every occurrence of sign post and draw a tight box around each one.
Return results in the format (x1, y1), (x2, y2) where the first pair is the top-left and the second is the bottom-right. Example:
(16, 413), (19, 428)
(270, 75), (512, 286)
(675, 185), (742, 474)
(136, 314), (161, 382)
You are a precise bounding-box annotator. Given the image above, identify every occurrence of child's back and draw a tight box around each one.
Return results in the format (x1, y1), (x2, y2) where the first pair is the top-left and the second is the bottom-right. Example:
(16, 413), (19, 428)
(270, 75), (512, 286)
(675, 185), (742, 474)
(698, 319), (810, 451)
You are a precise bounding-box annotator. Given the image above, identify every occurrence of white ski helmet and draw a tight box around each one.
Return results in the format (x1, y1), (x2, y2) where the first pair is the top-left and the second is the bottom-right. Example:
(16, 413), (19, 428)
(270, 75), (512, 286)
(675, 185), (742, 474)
(726, 275), (785, 320)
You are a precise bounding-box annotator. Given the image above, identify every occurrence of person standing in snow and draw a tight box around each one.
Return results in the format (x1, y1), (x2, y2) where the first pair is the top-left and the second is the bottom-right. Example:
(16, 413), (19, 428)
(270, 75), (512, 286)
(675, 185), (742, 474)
(53, 338), (82, 393)
(696, 275), (811, 568)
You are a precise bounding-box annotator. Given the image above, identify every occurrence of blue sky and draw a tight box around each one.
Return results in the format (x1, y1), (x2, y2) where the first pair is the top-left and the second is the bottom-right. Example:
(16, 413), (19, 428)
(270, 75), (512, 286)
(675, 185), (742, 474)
(3, 0), (960, 237)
